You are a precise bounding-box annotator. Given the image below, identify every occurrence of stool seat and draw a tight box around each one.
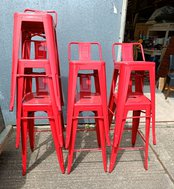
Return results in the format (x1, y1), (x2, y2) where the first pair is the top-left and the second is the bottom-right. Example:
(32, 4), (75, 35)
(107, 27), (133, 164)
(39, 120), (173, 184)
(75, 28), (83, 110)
(70, 60), (105, 64)
(115, 61), (155, 69)
(23, 92), (51, 106)
(114, 93), (151, 106)
(126, 94), (151, 106)
(75, 92), (101, 106)
(69, 61), (105, 71)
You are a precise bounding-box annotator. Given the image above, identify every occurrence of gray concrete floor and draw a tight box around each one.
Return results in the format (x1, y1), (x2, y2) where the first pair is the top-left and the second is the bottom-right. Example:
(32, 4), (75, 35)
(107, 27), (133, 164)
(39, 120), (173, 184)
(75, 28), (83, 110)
(1, 90), (174, 189)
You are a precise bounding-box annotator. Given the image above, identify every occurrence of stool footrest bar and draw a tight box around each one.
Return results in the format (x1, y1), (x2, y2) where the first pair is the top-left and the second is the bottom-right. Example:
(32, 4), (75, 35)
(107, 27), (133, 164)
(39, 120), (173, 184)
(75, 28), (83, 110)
(74, 148), (102, 152)
(118, 146), (144, 151)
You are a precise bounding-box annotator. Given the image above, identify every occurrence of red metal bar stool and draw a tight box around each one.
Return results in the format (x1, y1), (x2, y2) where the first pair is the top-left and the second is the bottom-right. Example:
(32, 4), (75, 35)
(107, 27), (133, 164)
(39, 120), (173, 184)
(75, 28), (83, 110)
(10, 9), (63, 112)
(16, 40), (64, 149)
(20, 76), (65, 175)
(108, 42), (156, 145)
(66, 42), (110, 173)
(15, 55), (65, 176)
(108, 47), (155, 172)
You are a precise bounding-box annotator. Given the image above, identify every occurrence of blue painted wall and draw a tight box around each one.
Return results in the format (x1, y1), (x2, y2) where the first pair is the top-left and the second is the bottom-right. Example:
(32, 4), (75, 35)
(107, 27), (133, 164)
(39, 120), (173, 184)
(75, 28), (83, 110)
(0, 0), (124, 125)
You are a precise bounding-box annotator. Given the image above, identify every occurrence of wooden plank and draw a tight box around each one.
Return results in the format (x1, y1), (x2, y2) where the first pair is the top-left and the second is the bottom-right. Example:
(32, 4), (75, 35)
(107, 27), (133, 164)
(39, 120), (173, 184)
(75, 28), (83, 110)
(157, 36), (174, 78)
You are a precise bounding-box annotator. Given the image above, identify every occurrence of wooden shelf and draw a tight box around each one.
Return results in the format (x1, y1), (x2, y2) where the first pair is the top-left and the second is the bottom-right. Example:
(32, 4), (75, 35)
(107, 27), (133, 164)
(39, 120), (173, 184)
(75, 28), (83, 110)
(147, 23), (174, 45)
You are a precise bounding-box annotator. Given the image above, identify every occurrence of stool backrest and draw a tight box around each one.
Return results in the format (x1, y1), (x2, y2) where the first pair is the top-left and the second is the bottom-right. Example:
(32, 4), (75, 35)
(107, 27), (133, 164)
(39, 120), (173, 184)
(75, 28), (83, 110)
(22, 39), (47, 60)
(34, 41), (47, 59)
(68, 42), (103, 61)
(112, 42), (145, 94)
(36, 76), (49, 95)
(24, 9), (58, 27)
(112, 42), (145, 62)
(78, 73), (91, 93)
(22, 39), (49, 94)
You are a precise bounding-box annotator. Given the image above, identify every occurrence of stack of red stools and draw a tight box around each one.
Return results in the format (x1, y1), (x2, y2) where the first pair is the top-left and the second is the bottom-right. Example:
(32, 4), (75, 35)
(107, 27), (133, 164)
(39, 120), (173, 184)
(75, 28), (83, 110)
(108, 42), (156, 172)
(9, 9), (65, 175)
(8, 12), (157, 175)
(65, 42), (110, 174)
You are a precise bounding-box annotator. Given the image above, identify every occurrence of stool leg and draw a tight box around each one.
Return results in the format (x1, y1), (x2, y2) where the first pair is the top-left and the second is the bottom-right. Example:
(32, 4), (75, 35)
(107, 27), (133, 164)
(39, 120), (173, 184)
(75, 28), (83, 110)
(94, 111), (101, 148)
(94, 70), (100, 93)
(152, 102), (156, 145)
(132, 110), (141, 146)
(66, 65), (78, 148)
(150, 67), (156, 145)
(144, 109), (150, 170)
(16, 111), (21, 149)
(60, 111), (65, 131)
(46, 69), (64, 148)
(112, 67), (131, 148)
(21, 110), (28, 176)
(49, 111), (65, 174)
(108, 96), (116, 128)
(43, 17), (59, 108)
(98, 109), (107, 172)
(108, 70), (118, 128)
(57, 111), (65, 148)
(54, 31), (64, 107)
(53, 109), (64, 148)
(16, 76), (24, 149)
(28, 112), (35, 152)
(135, 71), (144, 93)
(10, 15), (22, 111)
(109, 110), (127, 173)
(99, 64), (110, 146)
(67, 111), (78, 174)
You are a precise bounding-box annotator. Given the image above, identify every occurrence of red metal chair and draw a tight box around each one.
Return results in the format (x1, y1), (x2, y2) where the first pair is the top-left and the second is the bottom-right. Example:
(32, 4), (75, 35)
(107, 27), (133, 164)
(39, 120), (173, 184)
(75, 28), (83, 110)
(108, 43), (155, 173)
(108, 42), (156, 145)
(66, 42), (110, 173)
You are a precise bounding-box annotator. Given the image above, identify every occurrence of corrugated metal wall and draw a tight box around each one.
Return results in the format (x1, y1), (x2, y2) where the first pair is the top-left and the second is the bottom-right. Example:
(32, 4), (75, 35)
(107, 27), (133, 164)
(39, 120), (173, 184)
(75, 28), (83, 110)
(0, 0), (126, 126)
